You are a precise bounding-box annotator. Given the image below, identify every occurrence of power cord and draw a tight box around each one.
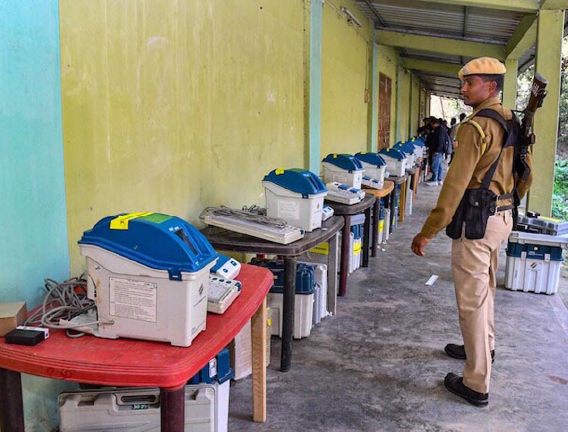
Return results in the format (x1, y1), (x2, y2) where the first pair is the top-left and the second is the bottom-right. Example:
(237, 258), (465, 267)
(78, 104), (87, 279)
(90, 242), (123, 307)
(241, 204), (267, 216)
(25, 275), (113, 337)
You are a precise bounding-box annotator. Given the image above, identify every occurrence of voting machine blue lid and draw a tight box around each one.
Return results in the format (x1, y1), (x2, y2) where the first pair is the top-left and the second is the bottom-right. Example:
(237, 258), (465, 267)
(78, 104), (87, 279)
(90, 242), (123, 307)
(79, 212), (217, 280)
(322, 154), (363, 172)
(263, 168), (326, 197)
(355, 152), (386, 167)
(393, 143), (412, 155)
(379, 148), (406, 161)
(413, 136), (426, 146)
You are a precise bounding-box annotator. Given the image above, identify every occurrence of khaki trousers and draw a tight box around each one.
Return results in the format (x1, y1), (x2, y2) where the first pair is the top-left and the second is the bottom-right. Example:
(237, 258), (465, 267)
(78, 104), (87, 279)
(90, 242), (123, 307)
(451, 210), (513, 393)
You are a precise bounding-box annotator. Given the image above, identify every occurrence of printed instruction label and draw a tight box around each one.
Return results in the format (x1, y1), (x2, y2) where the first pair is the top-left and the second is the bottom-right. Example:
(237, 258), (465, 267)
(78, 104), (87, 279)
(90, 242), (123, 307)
(109, 278), (157, 323)
(278, 200), (300, 220)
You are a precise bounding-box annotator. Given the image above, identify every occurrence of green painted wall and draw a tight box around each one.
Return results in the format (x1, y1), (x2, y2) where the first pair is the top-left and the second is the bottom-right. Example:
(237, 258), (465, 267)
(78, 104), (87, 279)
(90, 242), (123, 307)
(321, 0), (372, 156)
(376, 45), (399, 147)
(0, 2), (77, 431)
(60, 0), (306, 273)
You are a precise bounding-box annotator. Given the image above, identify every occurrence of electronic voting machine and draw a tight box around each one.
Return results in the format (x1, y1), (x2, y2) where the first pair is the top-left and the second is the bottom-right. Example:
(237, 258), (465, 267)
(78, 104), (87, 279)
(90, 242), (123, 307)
(79, 212), (218, 347)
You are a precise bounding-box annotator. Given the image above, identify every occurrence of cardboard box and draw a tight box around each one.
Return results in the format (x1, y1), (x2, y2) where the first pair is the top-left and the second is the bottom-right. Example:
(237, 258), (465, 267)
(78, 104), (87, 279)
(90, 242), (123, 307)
(0, 302), (27, 337)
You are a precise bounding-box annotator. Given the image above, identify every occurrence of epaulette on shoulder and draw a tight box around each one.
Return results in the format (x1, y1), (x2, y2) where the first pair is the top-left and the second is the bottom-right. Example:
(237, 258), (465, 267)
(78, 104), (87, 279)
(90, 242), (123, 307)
(461, 118), (489, 155)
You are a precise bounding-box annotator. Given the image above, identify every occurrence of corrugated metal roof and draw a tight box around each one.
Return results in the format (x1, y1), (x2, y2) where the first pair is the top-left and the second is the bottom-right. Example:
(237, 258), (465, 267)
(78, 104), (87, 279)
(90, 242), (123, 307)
(355, 0), (567, 98)
(402, 49), (463, 63)
(357, 0), (523, 43)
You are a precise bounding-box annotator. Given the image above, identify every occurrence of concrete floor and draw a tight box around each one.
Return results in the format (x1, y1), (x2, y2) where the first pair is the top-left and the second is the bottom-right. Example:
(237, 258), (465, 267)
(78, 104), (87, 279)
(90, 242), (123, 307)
(229, 176), (568, 432)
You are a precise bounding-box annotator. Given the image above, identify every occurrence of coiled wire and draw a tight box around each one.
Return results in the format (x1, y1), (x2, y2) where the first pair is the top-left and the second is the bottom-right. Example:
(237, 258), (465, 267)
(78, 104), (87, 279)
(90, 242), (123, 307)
(25, 275), (113, 337)
(200, 205), (288, 228)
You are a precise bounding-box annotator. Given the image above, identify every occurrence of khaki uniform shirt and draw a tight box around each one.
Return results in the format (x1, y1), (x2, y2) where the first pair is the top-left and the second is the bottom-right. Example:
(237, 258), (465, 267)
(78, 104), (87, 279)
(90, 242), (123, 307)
(420, 96), (533, 239)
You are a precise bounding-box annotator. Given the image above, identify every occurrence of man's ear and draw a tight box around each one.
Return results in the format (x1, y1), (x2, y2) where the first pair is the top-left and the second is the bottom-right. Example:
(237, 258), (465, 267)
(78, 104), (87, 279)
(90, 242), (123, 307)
(488, 80), (498, 94)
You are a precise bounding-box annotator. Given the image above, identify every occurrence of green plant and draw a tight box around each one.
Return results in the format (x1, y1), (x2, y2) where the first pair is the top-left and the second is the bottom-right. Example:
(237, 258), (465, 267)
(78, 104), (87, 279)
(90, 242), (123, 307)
(553, 160), (568, 219)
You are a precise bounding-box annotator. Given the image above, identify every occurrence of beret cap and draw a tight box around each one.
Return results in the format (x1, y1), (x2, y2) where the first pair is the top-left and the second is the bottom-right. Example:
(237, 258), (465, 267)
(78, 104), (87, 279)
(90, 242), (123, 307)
(458, 57), (506, 80)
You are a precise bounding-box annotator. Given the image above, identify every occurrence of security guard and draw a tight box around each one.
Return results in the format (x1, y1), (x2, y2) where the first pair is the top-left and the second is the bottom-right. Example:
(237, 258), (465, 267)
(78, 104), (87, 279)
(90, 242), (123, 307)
(411, 57), (532, 406)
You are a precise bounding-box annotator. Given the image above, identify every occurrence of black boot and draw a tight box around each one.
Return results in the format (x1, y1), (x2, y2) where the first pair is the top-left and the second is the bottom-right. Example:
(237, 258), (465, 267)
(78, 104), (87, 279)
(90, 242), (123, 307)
(444, 344), (495, 363)
(444, 373), (488, 407)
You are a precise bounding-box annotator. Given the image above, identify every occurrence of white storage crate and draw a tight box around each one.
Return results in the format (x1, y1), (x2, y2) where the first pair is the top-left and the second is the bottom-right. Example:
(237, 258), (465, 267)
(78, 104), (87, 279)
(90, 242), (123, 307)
(505, 231), (568, 295)
(263, 168), (327, 232)
(267, 291), (314, 339)
(79, 213), (217, 347)
(383, 208), (391, 242)
(228, 317), (271, 381)
(298, 263), (329, 325)
(322, 154), (364, 189)
(59, 348), (233, 432)
(59, 386), (216, 432)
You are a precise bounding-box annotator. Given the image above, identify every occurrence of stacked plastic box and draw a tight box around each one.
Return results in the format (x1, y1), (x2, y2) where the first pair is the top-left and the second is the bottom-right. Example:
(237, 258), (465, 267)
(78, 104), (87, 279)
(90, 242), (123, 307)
(390, 185), (401, 234)
(58, 348), (234, 432)
(377, 198), (388, 245)
(302, 263), (329, 325)
(337, 214), (365, 274)
(505, 231), (568, 295)
(251, 259), (315, 339)
(228, 316), (272, 381)
(350, 214), (365, 273)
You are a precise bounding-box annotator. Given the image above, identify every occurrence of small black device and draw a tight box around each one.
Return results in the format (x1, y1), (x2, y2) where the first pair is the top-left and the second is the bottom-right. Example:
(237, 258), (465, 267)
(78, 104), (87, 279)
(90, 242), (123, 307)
(4, 328), (46, 346)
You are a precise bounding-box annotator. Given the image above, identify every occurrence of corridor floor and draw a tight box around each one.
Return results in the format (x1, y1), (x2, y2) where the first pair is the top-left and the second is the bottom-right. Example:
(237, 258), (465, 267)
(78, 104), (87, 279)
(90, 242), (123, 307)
(229, 179), (568, 432)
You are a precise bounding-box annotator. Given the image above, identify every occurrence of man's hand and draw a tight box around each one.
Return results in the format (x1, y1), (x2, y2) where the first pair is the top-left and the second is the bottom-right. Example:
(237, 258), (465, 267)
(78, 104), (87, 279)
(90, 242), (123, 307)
(411, 233), (431, 257)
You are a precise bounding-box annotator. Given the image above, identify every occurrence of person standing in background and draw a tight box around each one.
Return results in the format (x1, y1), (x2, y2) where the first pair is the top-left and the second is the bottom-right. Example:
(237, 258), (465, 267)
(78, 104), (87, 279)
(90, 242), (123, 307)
(425, 118), (446, 186)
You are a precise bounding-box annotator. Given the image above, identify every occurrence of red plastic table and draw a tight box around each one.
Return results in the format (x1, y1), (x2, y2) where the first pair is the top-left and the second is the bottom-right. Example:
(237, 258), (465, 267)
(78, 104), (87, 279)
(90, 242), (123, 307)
(0, 264), (273, 432)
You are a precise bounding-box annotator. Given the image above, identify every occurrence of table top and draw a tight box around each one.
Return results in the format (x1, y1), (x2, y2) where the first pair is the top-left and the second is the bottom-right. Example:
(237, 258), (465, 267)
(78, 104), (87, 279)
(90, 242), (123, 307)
(406, 167), (418, 175)
(362, 180), (394, 199)
(324, 193), (376, 216)
(0, 264), (272, 390)
(387, 174), (408, 185)
(202, 216), (344, 256)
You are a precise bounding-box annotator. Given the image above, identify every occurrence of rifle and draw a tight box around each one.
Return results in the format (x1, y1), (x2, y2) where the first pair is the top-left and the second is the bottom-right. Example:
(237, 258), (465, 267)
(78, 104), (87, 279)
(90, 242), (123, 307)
(516, 73), (548, 182)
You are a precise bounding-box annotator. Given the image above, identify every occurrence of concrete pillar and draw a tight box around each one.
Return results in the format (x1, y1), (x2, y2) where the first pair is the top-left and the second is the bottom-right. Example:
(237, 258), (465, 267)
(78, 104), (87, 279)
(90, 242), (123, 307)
(529, 9), (565, 216)
(408, 73), (414, 139)
(502, 58), (518, 110)
(367, 33), (378, 152)
(304, 0), (323, 174)
(395, 63), (402, 144)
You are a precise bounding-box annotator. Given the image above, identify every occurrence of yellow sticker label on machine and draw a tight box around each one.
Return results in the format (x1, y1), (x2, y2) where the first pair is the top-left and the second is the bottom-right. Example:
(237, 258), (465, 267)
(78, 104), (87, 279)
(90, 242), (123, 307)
(110, 212), (153, 230)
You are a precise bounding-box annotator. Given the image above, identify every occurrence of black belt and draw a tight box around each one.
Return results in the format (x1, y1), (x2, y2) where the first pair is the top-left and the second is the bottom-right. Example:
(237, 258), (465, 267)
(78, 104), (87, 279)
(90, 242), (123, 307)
(492, 193), (515, 214)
